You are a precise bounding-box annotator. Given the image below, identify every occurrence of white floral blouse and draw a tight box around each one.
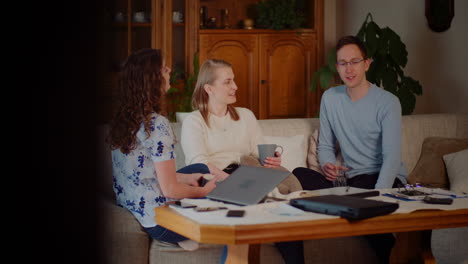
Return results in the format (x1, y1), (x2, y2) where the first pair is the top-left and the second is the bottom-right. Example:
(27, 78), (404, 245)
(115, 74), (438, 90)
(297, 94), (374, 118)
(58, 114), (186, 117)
(111, 113), (175, 227)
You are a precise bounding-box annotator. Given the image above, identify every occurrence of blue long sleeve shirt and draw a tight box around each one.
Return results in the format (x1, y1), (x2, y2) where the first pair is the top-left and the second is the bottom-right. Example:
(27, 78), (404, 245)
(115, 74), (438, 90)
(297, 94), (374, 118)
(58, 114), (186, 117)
(317, 84), (407, 189)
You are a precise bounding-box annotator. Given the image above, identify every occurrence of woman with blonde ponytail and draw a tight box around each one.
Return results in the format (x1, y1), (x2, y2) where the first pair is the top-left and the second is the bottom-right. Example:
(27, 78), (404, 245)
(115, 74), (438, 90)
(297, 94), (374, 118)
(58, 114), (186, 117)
(181, 59), (304, 263)
(181, 59), (282, 180)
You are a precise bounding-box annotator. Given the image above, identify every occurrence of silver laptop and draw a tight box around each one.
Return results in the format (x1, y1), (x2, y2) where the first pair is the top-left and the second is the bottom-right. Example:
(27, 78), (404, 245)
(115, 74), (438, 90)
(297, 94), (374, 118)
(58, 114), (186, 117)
(206, 165), (290, 206)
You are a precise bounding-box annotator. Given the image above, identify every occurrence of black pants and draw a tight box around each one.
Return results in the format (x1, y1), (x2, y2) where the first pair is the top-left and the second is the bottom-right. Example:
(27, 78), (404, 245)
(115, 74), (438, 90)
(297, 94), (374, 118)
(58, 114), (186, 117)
(292, 167), (403, 264)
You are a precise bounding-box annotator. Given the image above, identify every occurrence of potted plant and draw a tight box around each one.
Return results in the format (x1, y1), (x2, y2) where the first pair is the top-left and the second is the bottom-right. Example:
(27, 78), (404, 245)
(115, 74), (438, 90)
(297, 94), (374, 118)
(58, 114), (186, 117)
(255, 0), (306, 30)
(166, 52), (199, 122)
(311, 13), (423, 115)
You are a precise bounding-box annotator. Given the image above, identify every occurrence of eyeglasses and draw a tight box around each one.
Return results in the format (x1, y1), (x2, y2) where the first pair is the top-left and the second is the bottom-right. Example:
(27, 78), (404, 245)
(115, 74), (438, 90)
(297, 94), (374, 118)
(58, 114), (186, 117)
(336, 58), (366, 68)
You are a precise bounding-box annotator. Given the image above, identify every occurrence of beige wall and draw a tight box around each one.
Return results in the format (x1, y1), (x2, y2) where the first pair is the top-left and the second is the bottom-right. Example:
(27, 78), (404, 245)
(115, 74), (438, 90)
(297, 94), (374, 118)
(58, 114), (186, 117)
(325, 0), (468, 114)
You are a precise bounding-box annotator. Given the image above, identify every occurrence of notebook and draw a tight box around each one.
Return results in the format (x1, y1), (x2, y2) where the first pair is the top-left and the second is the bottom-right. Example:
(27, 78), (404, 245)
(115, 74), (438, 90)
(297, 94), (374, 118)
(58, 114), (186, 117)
(289, 194), (399, 220)
(206, 165), (290, 206)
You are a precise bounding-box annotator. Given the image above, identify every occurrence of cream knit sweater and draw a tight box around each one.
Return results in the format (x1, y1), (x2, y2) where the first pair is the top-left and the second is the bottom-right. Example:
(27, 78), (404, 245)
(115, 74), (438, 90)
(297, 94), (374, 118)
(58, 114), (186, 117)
(181, 107), (263, 170)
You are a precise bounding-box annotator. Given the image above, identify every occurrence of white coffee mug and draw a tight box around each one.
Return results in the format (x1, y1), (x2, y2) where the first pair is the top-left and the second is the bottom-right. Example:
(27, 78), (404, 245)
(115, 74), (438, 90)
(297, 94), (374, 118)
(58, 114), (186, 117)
(173, 11), (183, 23)
(134, 12), (146, 22)
(115, 12), (124, 22)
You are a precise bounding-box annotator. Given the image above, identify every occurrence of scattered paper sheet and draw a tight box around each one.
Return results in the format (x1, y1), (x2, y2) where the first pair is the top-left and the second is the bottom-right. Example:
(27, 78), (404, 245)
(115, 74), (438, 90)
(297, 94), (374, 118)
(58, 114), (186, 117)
(165, 188), (468, 226)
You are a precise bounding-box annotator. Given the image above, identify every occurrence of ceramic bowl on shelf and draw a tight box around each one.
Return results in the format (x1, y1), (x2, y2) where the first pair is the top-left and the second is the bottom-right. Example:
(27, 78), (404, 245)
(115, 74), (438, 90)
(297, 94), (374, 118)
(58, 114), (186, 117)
(133, 12), (147, 23)
(172, 11), (184, 23)
(114, 12), (125, 22)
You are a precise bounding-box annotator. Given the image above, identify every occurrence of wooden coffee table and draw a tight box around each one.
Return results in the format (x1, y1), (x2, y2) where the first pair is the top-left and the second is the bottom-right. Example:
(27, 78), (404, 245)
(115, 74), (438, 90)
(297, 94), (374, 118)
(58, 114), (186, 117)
(155, 205), (468, 264)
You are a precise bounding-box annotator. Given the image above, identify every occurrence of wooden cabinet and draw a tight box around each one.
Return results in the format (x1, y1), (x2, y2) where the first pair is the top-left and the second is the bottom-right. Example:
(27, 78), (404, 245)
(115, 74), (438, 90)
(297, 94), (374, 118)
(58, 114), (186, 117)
(199, 33), (260, 116)
(197, 0), (323, 119)
(259, 32), (318, 119)
(98, 0), (323, 122)
(200, 30), (320, 119)
(99, 0), (198, 123)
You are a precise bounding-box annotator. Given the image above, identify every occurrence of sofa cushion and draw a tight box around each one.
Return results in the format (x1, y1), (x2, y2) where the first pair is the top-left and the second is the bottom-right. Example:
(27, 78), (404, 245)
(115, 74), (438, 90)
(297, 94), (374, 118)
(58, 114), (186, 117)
(407, 137), (468, 188)
(264, 134), (307, 172)
(306, 129), (344, 174)
(97, 124), (116, 201)
(98, 198), (150, 264)
(307, 129), (323, 174)
(149, 240), (224, 264)
(443, 149), (468, 193)
(431, 227), (468, 264)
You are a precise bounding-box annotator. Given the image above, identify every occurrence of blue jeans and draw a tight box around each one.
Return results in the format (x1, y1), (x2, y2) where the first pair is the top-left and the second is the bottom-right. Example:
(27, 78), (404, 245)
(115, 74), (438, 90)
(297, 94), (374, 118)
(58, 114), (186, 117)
(144, 163), (210, 243)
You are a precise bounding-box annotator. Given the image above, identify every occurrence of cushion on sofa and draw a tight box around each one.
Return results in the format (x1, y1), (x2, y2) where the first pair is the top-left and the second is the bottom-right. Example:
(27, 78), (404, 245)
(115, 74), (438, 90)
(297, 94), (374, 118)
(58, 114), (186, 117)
(307, 129), (324, 174)
(263, 134), (307, 172)
(432, 149), (468, 264)
(407, 137), (468, 188)
(307, 129), (344, 174)
(443, 149), (468, 193)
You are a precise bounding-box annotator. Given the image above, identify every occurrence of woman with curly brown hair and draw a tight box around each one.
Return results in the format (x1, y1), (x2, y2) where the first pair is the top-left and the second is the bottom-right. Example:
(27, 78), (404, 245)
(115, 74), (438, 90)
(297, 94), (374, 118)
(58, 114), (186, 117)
(108, 49), (218, 249)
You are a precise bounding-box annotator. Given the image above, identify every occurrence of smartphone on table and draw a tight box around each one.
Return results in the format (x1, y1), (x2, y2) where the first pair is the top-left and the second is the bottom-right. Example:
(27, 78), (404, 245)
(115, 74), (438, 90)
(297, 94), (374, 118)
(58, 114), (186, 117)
(167, 200), (196, 208)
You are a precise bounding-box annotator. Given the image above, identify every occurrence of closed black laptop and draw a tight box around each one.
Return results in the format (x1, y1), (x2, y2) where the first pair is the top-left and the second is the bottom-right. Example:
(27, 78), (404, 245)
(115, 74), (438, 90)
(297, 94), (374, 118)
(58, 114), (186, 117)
(290, 195), (399, 220)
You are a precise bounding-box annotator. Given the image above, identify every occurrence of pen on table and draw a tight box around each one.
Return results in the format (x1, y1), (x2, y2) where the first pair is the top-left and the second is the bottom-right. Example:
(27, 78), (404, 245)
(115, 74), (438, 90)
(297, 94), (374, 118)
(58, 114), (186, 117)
(194, 207), (228, 212)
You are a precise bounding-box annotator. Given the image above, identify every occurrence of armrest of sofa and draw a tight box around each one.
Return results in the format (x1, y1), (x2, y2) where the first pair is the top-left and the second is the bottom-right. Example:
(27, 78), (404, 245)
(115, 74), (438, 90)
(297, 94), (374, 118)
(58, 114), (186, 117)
(98, 196), (150, 264)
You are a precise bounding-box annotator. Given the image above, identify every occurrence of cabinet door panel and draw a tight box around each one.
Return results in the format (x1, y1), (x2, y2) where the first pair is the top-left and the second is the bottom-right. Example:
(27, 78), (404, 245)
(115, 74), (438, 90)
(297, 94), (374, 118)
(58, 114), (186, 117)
(199, 34), (259, 117)
(260, 34), (316, 119)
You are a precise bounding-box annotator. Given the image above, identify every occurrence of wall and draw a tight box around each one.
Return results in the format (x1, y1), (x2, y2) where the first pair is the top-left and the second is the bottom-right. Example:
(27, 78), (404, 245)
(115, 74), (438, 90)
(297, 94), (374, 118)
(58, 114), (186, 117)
(328, 0), (468, 114)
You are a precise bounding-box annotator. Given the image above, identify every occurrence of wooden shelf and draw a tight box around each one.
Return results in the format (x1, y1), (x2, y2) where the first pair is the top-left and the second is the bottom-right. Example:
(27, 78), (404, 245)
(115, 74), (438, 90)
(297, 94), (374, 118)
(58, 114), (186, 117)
(112, 22), (152, 28)
(199, 28), (316, 34)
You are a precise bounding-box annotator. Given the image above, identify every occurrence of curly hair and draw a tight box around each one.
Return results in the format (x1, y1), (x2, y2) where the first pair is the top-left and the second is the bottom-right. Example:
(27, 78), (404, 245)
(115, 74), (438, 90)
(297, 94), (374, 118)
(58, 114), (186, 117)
(108, 49), (164, 154)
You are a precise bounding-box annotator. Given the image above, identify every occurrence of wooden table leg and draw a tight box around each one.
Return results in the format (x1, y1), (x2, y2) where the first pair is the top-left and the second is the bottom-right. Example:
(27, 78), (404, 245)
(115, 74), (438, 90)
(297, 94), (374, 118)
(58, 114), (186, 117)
(225, 244), (260, 264)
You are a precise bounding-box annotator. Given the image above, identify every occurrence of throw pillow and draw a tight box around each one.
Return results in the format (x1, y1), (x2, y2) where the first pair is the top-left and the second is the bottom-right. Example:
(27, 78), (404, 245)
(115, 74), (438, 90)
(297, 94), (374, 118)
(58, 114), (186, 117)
(307, 129), (323, 174)
(443, 149), (468, 193)
(407, 137), (468, 188)
(307, 129), (344, 175)
(263, 134), (307, 172)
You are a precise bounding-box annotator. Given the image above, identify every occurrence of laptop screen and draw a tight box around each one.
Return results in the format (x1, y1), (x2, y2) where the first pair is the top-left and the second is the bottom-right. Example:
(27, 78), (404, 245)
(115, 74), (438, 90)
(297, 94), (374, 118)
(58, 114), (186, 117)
(206, 165), (290, 206)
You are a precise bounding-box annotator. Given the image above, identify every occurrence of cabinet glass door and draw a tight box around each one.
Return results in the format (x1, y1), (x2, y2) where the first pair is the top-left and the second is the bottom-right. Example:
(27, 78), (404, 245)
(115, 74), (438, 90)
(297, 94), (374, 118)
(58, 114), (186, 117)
(105, 0), (153, 71)
(100, 0), (155, 123)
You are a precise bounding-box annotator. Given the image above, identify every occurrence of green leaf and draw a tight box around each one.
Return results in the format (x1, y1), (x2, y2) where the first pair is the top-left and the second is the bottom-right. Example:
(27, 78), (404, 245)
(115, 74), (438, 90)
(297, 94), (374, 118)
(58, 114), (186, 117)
(166, 87), (179, 94)
(357, 12), (373, 41)
(357, 22), (367, 41)
(397, 86), (416, 115)
(382, 68), (398, 94)
(402, 76), (423, 95)
(313, 110), (320, 118)
(376, 54), (389, 84)
(310, 69), (320, 92)
(365, 21), (380, 58)
(378, 27), (391, 57)
(327, 48), (337, 73)
(367, 55), (385, 86)
(366, 60), (377, 84)
(320, 69), (333, 90)
(387, 28), (408, 67)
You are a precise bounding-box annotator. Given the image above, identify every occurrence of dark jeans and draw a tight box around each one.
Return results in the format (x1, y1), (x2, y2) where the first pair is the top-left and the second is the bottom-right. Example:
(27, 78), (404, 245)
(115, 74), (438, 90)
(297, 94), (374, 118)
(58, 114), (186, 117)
(292, 167), (402, 264)
(144, 163), (210, 243)
(292, 167), (403, 190)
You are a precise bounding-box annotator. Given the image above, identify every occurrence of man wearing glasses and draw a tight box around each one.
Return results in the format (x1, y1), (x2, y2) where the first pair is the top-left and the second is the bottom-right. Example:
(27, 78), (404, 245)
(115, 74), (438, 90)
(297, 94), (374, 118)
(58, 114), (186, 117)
(293, 35), (407, 264)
